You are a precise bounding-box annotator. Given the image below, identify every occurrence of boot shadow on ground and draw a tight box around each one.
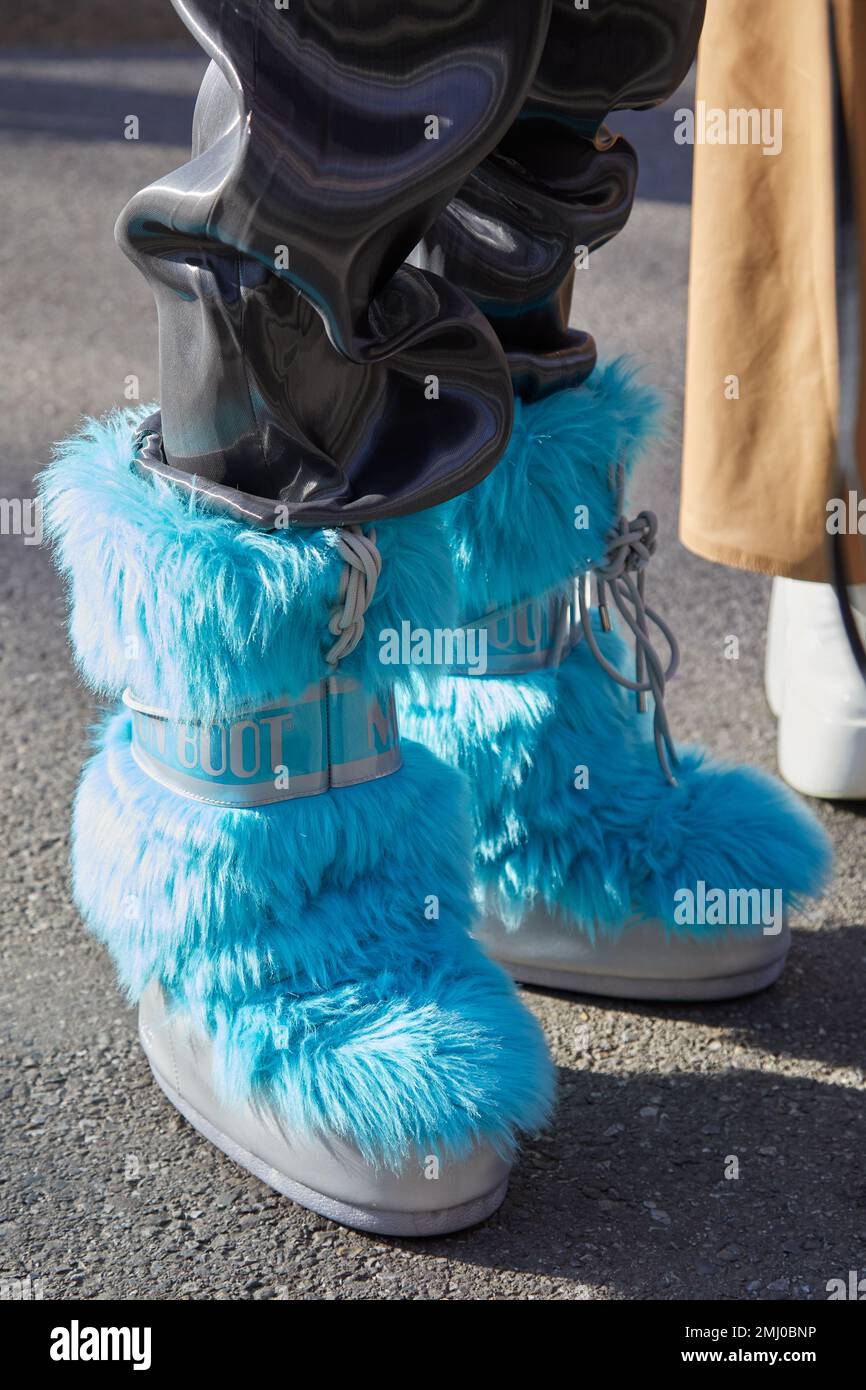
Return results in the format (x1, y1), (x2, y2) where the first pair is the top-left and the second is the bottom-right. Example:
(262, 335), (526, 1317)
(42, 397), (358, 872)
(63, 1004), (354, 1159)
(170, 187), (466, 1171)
(404, 1065), (865, 1300)
(7, 970), (863, 1300)
(519, 921), (866, 1074)
(828, 797), (866, 820)
(383, 921), (865, 1297)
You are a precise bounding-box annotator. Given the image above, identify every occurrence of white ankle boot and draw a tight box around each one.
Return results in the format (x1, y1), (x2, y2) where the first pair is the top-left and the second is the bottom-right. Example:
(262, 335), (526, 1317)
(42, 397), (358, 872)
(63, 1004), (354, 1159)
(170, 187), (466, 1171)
(767, 577), (866, 799)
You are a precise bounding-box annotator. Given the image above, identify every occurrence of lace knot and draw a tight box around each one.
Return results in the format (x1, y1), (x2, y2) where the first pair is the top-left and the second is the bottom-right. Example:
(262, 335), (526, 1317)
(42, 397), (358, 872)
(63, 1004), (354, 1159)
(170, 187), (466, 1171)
(325, 526), (382, 667)
(597, 509), (658, 580)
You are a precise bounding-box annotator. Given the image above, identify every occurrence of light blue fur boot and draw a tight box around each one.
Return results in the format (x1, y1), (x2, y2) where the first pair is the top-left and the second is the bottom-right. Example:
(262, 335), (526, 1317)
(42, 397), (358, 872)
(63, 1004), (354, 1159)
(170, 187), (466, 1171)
(39, 409), (554, 1235)
(399, 367), (832, 1000)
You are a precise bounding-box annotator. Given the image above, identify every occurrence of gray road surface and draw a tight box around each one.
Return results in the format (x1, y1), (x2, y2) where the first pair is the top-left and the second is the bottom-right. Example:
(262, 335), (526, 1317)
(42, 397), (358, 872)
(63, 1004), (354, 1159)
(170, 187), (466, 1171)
(0, 50), (863, 1302)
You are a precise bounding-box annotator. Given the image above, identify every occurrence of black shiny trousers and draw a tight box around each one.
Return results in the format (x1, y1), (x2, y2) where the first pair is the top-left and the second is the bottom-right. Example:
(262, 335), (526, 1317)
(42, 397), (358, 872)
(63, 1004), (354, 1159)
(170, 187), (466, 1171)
(119, 0), (705, 525)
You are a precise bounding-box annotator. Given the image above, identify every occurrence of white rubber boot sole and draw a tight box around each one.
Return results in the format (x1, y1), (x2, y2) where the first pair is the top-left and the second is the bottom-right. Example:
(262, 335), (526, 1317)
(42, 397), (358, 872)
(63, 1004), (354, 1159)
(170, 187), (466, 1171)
(145, 1051), (509, 1237)
(475, 911), (790, 1002)
(766, 576), (866, 798)
(777, 688), (866, 799)
(138, 985), (510, 1238)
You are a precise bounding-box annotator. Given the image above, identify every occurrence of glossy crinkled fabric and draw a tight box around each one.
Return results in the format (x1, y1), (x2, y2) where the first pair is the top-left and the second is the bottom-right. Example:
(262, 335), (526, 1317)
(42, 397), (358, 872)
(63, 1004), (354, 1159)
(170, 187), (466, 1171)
(118, 0), (706, 523)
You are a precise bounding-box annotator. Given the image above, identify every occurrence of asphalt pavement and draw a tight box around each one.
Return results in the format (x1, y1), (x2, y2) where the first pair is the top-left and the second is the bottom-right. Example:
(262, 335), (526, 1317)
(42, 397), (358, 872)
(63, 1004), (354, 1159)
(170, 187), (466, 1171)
(0, 49), (863, 1302)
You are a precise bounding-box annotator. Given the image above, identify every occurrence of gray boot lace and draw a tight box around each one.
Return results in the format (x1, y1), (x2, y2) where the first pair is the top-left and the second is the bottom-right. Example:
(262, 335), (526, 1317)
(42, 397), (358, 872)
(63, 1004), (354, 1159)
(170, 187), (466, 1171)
(577, 464), (680, 786)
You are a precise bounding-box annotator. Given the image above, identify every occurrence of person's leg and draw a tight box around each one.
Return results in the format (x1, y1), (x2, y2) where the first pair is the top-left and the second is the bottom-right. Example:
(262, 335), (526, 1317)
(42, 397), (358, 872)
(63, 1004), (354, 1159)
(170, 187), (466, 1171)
(683, 0), (866, 797)
(401, 0), (831, 1000)
(401, 378), (830, 1001)
(40, 412), (554, 1235)
(42, 0), (561, 1233)
(681, 0), (838, 581)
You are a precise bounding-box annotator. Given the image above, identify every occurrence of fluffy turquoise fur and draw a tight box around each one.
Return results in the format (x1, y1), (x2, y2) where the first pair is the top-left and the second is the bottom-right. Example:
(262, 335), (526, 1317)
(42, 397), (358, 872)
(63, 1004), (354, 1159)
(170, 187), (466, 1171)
(40, 410), (554, 1167)
(400, 364), (832, 933)
(40, 407), (459, 720)
(74, 713), (551, 1163)
(446, 360), (661, 617)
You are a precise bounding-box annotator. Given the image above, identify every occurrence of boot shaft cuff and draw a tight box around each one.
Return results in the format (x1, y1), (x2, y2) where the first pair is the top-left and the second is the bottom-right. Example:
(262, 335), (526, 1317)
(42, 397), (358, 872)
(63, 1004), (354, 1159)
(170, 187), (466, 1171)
(124, 679), (401, 807)
(39, 408), (459, 722)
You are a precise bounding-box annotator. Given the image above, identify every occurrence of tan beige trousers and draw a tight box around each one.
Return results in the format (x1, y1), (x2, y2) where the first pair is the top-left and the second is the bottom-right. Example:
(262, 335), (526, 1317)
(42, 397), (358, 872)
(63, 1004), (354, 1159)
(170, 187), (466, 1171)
(681, 0), (866, 581)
